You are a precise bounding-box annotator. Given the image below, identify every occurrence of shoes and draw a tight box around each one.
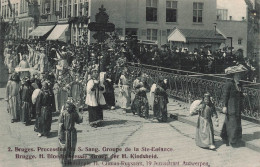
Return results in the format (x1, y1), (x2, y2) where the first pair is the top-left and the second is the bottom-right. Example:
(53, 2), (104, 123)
(37, 133), (42, 137)
(11, 120), (14, 123)
(111, 106), (115, 110)
(209, 145), (216, 150)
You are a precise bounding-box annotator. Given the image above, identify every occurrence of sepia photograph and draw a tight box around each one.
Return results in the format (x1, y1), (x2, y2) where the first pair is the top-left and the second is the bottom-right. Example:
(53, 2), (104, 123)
(0, 0), (259, 166)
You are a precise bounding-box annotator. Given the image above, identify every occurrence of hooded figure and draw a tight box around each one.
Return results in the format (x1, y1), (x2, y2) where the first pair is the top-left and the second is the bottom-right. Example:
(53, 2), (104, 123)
(131, 74), (149, 118)
(35, 82), (55, 137)
(19, 77), (33, 125)
(58, 98), (83, 165)
(5, 73), (21, 123)
(153, 78), (168, 122)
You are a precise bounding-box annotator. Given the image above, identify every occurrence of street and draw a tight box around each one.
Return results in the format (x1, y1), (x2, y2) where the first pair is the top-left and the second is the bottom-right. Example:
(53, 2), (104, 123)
(0, 88), (260, 167)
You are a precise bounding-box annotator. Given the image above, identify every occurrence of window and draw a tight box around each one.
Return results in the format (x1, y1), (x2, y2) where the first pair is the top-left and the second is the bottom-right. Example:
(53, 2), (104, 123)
(238, 39), (242, 45)
(193, 2), (203, 23)
(74, 0), (77, 17)
(10, 4), (13, 17)
(64, 0), (67, 18)
(7, 5), (9, 17)
(217, 9), (228, 20)
(53, 0), (56, 12)
(78, 0), (83, 16)
(59, 0), (63, 18)
(166, 1), (177, 22)
(16, 3), (18, 16)
(68, 0), (71, 17)
(147, 29), (157, 41)
(146, 0), (157, 22)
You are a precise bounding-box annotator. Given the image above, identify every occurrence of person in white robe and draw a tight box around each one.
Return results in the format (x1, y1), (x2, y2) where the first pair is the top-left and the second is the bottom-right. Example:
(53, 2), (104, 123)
(85, 69), (105, 127)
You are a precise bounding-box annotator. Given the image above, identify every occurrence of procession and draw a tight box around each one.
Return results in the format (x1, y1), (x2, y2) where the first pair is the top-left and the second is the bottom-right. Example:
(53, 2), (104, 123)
(0, 0), (260, 166)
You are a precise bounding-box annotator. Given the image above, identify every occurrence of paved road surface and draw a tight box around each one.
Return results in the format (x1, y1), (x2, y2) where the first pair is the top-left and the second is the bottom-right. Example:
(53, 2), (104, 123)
(0, 88), (259, 167)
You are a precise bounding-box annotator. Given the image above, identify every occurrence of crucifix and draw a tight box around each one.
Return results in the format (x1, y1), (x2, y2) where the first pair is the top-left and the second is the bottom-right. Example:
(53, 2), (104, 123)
(88, 5), (115, 102)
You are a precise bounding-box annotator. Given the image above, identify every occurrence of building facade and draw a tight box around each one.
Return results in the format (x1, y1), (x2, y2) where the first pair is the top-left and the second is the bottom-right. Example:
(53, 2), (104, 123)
(0, 0), (21, 40)
(88, 0), (218, 46)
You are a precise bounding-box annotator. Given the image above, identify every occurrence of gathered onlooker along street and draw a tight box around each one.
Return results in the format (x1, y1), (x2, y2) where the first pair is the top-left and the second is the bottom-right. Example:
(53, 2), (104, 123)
(0, 0), (259, 167)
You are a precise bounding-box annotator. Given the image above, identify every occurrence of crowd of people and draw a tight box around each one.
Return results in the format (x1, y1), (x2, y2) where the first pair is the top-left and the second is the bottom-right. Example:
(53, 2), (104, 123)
(3, 38), (170, 165)
(2, 37), (252, 164)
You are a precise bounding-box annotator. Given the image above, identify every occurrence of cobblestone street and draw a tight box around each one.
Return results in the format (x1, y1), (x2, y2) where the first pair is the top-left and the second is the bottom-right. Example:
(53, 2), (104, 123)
(0, 88), (260, 167)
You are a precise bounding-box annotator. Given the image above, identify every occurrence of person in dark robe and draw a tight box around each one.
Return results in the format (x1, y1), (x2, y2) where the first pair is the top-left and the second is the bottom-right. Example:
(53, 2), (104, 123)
(103, 72), (116, 110)
(194, 93), (219, 150)
(19, 77), (33, 125)
(221, 65), (248, 147)
(5, 73), (21, 123)
(35, 82), (55, 137)
(58, 98), (83, 165)
(131, 75), (149, 118)
(153, 79), (169, 122)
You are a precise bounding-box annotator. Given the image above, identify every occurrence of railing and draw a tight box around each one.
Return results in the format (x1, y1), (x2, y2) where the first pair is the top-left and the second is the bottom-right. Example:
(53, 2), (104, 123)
(126, 63), (260, 122)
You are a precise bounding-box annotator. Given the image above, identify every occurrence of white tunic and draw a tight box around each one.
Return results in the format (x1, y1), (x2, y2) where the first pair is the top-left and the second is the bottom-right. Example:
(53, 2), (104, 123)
(85, 79), (106, 107)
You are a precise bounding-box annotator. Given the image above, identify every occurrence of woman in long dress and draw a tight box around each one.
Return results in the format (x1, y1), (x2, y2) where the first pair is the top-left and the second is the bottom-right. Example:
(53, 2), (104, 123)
(118, 68), (131, 112)
(195, 93), (218, 150)
(131, 76), (149, 118)
(58, 98), (83, 165)
(153, 79), (169, 122)
(221, 65), (247, 146)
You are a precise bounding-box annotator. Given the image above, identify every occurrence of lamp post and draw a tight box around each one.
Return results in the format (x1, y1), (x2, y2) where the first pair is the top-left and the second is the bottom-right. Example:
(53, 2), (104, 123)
(227, 37), (233, 56)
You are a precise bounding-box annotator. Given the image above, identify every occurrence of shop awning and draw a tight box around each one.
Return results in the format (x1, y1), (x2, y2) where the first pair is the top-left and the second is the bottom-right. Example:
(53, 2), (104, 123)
(29, 25), (55, 37)
(47, 24), (69, 42)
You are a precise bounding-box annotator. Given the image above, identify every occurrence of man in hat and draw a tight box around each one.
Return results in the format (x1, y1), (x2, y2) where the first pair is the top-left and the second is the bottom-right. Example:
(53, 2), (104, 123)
(19, 77), (33, 125)
(5, 73), (21, 123)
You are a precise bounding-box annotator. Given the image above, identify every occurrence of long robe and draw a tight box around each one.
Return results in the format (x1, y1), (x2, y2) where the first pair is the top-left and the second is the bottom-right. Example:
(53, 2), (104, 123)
(71, 81), (83, 108)
(221, 81), (243, 144)
(53, 83), (69, 112)
(5, 80), (20, 120)
(103, 79), (115, 107)
(195, 103), (218, 148)
(19, 84), (33, 123)
(131, 80), (149, 118)
(35, 89), (55, 135)
(58, 108), (83, 164)
(39, 53), (49, 73)
(85, 79), (105, 125)
(153, 86), (168, 122)
(118, 75), (131, 109)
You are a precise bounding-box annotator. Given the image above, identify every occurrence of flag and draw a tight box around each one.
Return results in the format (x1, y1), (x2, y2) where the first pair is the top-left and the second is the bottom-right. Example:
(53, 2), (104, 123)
(7, 0), (13, 14)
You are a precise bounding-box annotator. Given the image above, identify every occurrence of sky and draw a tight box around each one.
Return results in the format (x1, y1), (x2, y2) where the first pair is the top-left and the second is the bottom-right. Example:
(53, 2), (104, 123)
(217, 0), (248, 21)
